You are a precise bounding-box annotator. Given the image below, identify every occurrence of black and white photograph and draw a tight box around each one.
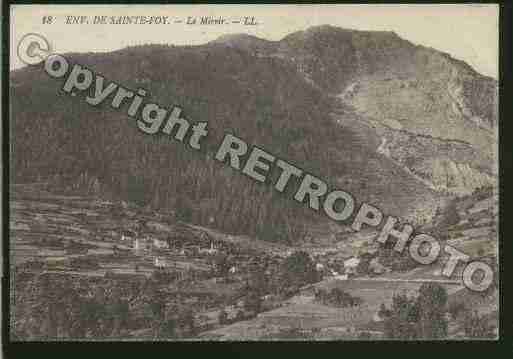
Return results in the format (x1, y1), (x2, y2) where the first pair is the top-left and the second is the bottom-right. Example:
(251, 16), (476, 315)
(5, 4), (500, 342)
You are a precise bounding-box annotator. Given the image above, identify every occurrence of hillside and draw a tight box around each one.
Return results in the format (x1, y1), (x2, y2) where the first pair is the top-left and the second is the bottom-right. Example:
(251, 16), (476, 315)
(214, 25), (498, 196)
(10, 25), (498, 242)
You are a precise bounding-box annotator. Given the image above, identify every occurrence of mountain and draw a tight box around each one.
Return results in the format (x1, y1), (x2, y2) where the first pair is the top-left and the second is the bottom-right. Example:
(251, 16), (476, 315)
(214, 25), (498, 192)
(10, 25), (497, 242)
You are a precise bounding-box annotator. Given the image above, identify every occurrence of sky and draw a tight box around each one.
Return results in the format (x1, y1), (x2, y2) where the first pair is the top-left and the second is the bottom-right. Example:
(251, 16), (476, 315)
(10, 4), (499, 78)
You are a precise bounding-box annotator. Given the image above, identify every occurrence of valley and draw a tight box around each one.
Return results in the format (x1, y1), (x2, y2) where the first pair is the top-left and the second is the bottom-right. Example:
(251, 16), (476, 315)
(9, 24), (499, 341)
(10, 181), (498, 340)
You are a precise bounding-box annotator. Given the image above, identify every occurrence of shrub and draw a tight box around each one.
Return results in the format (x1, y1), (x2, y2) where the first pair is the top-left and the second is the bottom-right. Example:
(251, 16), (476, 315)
(463, 310), (496, 338)
(448, 302), (466, 320)
(316, 287), (363, 308)
(358, 331), (372, 339)
(218, 309), (228, 325)
(277, 251), (320, 295)
(381, 282), (448, 339)
(235, 310), (245, 321)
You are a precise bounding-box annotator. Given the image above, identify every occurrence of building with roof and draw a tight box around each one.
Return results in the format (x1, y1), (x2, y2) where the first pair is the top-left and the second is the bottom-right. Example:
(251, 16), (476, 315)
(343, 256), (361, 275)
(153, 238), (169, 249)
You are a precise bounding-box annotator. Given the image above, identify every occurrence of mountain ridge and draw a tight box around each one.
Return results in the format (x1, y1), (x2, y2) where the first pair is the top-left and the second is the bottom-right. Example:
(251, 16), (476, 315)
(10, 25), (497, 240)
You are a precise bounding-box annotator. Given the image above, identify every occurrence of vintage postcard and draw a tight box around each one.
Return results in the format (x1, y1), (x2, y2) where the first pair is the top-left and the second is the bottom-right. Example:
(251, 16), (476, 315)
(6, 4), (499, 341)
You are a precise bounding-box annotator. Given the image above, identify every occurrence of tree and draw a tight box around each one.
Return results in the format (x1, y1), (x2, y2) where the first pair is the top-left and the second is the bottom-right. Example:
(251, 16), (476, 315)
(175, 195), (193, 222)
(463, 310), (496, 338)
(314, 288), (327, 302)
(159, 317), (177, 338)
(378, 303), (391, 320)
(316, 287), (363, 308)
(176, 307), (196, 337)
(151, 268), (170, 283)
(278, 251), (319, 295)
(358, 331), (372, 339)
(149, 290), (166, 319)
(85, 287), (109, 338)
(356, 253), (373, 275)
(125, 176), (153, 207)
(382, 282), (449, 339)
(448, 302), (466, 320)
(383, 293), (419, 339)
(235, 310), (245, 321)
(213, 252), (230, 277)
(110, 287), (130, 337)
(244, 290), (262, 314)
(438, 201), (460, 229)
(247, 259), (267, 295)
(218, 309), (228, 325)
(416, 283), (448, 339)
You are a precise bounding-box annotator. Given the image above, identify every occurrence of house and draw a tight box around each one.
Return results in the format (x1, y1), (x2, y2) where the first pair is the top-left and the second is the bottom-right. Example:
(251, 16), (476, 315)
(369, 258), (387, 275)
(121, 230), (137, 242)
(199, 241), (218, 255)
(188, 245), (200, 255)
(154, 257), (169, 268)
(334, 274), (349, 280)
(344, 256), (360, 268)
(229, 266), (237, 274)
(373, 312), (384, 322)
(133, 237), (150, 251)
(153, 238), (169, 249)
(343, 256), (361, 275)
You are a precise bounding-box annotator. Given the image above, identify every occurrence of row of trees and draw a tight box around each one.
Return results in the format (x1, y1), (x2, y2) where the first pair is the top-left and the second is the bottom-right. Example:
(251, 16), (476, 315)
(13, 250), (324, 339)
(448, 301), (496, 338)
(13, 273), (131, 339)
(379, 283), (449, 339)
(11, 271), (199, 340)
(379, 282), (496, 339)
(215, 251), (323, 326)
(314, 287), (363, 308)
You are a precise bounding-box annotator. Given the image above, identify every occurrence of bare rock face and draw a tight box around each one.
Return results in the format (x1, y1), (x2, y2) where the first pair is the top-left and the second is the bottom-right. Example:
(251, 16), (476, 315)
(270, 25), (497, 199)
(374, 126), (496, 196)
(414, 158), (495, 196)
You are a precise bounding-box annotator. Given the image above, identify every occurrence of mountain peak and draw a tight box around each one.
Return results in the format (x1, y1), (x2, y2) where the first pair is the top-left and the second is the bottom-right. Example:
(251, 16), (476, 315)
(210, 33), (276, 54)
(212, 33), (268, 43)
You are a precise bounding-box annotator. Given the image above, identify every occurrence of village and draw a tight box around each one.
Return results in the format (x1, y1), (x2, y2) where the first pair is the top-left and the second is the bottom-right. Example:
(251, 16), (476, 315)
(10, 183), (498, 340)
